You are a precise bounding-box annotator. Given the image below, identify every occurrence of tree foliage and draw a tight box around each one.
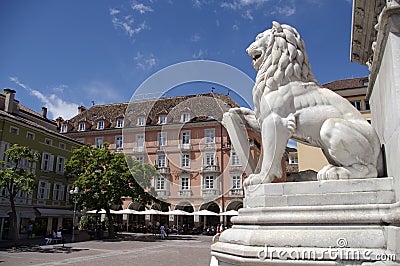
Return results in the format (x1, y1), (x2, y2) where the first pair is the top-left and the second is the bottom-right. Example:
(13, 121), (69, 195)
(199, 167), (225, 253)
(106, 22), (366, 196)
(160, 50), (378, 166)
(0, 144), (39, 243)
(65, 143), (161, 238)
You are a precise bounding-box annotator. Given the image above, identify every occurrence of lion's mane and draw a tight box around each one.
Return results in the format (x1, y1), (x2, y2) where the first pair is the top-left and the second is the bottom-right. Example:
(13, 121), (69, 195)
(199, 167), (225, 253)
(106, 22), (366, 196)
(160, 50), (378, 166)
(252, 22), (317, 111)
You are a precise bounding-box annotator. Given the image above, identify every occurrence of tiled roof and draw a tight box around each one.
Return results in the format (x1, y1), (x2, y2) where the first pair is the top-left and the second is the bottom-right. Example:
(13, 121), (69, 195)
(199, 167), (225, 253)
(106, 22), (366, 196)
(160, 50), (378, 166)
(65, 93), (239, 132)
(0, 109), (81, 144)
(323, 77), (368, 91)
(0, 90), (82, 144)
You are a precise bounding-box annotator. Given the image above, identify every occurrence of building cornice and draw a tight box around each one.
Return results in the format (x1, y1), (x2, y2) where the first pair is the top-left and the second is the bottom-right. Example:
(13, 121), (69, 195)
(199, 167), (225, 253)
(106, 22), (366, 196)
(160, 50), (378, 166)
(365, 3), (400, 99)
(0, 113), (82, 146)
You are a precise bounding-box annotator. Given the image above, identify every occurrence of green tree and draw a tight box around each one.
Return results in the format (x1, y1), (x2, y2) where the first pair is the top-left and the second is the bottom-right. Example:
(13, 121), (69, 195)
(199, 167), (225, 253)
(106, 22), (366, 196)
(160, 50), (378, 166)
(0, 144), (39, 244)
(65, 143), (160, 238)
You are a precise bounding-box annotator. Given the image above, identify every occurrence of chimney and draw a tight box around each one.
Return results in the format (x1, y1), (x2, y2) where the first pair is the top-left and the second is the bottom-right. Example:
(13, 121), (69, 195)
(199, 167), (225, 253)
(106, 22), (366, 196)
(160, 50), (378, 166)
(78, 105), (86, 114)
(41, 107), (47, 118)
(56, 117), (64, 129)
(4, 88), (16, 113)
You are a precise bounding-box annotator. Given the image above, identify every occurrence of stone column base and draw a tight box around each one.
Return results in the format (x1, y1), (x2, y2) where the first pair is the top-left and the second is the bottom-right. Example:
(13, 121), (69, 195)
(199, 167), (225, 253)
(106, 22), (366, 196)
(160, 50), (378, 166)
(211, 177), (400, 265)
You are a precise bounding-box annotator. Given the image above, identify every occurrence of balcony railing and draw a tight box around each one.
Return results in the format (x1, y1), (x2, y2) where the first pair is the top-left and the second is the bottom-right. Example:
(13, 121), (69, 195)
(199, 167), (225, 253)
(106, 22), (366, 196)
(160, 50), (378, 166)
(202, 143), (216, 150)
(229, 188), (243, 196)
(178, 143), (192, 151)
(201, 188), (219, 197)
(178, 190), (192, 197)
(229, 165), (243, 172)
(133, 146), (145, 153)
(201, 164), (220, 172)
(156, 146), (166, 153)
(156, 190), (170, 198)
(158, 166), (170, 175)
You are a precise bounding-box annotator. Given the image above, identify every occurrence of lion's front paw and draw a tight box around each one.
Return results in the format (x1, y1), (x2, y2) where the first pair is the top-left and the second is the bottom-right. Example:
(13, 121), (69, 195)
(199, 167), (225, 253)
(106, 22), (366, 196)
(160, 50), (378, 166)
(243, 173), (274, 187)
(283, 113), (296, 134)
(317, 165), (351, 181)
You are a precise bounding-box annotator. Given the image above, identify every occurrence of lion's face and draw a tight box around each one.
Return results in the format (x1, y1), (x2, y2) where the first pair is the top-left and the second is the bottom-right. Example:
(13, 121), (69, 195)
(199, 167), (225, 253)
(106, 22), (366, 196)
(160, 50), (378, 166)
(246, 29), (272, 71)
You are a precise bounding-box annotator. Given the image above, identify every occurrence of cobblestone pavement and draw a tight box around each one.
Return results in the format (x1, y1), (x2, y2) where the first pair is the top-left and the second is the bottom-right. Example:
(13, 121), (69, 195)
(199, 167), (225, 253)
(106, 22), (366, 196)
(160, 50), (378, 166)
(0, 233), (213, 266)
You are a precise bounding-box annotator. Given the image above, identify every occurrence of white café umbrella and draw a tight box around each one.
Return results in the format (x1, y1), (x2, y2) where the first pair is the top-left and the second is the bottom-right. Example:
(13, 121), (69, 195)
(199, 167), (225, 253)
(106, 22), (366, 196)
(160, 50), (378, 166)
(219, 210), (239, 216)
(193, 209), (218, 216)
(114, 209), (138, 214)
(165, 210), (190, 215)
(86, 209), (118, 214)
(137, 209), (161, 215)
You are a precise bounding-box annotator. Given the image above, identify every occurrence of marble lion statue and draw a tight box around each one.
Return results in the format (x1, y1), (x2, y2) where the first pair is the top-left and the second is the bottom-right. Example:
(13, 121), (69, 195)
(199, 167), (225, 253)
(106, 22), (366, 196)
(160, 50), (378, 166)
(226, 21), (382, 186)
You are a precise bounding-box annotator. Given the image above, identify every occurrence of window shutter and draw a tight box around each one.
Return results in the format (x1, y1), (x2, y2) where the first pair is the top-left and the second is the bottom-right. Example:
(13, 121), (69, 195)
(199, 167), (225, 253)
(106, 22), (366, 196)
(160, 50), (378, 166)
(41, 153), (46, 170)
(55, 156), (59, 173)
(37, 182), (42, 198)
(49, 154), (54, 172)
(53, 184), (56, 200)
(45, 182), (51, 199)
(60, 185), (65, 200)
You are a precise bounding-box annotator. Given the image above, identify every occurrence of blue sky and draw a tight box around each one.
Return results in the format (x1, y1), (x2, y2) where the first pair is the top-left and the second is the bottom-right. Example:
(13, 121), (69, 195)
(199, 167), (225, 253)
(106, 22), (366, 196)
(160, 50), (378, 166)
(0, 0), (368, 120)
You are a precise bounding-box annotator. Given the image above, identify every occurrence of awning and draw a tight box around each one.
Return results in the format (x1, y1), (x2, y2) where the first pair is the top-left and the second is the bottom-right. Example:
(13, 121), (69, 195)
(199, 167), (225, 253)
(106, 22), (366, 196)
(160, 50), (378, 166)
(36, 208), (74, 217)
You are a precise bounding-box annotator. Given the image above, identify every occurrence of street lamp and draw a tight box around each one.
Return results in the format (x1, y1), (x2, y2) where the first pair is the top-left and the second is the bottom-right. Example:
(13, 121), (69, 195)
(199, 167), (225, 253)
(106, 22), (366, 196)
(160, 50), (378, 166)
(69, 187), (79, 243)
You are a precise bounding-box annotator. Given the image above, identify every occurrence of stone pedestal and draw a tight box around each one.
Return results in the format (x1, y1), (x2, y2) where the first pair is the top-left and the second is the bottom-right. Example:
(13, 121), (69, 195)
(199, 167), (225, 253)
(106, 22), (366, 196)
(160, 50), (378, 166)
(211, 177), (400, 265)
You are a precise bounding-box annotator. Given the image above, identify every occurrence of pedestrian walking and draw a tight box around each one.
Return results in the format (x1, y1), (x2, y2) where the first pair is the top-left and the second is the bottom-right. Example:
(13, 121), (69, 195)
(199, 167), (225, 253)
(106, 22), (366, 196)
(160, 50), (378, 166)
(160, 225), (167, 239)
(27, 223), (33, 239)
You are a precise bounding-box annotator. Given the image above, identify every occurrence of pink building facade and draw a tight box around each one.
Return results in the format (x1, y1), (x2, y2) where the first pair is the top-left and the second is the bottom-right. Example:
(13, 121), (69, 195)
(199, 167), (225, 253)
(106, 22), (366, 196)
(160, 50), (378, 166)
(62, 93), (262, 226)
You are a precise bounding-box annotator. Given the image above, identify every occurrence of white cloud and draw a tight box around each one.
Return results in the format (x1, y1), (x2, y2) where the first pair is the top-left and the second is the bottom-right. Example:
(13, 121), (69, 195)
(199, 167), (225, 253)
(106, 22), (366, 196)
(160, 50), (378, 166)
(221, 0), (296, 17)
(220, 2), (241, 10)
(232, 24), (239, 30)
(134, 52), (158, 70)
(242, 10), (253, 20)
(192, 0), (213, 8)
(190, 33), (201, 42)
(272, 4), (296, 16)
(51, 84), (68, 93)
(109, 8), (120, 16)
(9, 77), (79, 120)
(110, 4), (150, 38)
(192, 49), (208, 59)
(131, 3), (154, 14)
(193, 0), (202, 8)
(111, 16), (147, 37)
(221, 0), (270, 10)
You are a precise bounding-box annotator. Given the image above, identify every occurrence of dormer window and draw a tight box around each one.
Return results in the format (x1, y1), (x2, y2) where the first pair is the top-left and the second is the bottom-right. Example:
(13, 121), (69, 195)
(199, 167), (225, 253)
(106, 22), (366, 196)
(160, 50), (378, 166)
(116, 118), (124, 128)
(137, 116), (145, 126)
(97, 120), (104, 130)
(61, 124), (67, 133)
(78, 122), (85, 131)
(181, 112), (190, 123)
(159, 114), (167, 125)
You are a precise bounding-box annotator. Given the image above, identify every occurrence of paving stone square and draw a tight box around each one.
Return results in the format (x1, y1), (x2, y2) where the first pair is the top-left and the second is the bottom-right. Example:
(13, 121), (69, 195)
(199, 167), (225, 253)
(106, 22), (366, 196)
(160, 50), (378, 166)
(0, 234), (213, 266)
